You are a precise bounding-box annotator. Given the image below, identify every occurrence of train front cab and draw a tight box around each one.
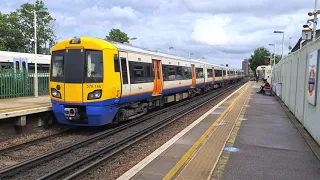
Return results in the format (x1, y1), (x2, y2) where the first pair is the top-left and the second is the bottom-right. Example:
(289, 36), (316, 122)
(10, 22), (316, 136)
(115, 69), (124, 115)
(49, 37), (121, 126)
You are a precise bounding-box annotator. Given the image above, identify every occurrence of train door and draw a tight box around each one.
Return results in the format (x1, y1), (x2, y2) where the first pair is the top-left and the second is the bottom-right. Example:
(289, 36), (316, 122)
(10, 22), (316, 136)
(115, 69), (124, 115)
(222, 68), (225, 80)
(119, 52), (131, 97)
(152, 59), (163, 95)
(212, 67), (215, 83)
(191, 64), (196, 88)
(13, 58), (28, 72)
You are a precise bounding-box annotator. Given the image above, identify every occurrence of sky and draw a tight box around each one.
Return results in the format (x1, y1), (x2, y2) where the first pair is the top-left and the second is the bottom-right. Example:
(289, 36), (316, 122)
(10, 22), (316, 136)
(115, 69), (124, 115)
(1, 0), (316, 68)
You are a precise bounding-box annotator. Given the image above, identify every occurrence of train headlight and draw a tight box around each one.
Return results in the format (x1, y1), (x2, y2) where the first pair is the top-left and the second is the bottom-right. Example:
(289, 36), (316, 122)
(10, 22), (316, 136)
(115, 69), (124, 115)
(51, 88), (61, 98)
(87, 90), (102, 100)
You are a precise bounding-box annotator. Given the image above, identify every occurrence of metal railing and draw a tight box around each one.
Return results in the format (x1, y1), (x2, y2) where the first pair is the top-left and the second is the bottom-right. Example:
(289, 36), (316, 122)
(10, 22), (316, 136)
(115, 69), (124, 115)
(0, 69), (49, 99)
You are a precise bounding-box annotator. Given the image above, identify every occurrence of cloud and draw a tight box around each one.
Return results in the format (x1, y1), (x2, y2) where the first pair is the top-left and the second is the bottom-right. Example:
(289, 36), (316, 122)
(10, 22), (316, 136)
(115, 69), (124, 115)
(0, 0), (313, 68)
(191, 16), (231, 45)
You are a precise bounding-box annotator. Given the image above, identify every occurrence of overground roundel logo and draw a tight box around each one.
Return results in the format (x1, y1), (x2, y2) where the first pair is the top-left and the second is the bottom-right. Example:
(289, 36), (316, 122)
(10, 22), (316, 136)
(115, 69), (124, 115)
(308, 67), (315, 96)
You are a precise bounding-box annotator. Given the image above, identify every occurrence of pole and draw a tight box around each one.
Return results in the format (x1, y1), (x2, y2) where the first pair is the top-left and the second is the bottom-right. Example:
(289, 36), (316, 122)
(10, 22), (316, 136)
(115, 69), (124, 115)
(313, 0), (318, 41)
(273, 44), (276, 65)
(281, 32), (284, 59)
(34, 10), (38, 97)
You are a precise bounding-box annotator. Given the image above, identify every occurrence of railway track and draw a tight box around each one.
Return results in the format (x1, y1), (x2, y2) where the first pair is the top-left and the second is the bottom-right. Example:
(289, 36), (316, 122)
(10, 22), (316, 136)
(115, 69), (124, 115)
(0, 128), (74, 155)
(0, 81), (246, 179)
(0, 127), (102, 170)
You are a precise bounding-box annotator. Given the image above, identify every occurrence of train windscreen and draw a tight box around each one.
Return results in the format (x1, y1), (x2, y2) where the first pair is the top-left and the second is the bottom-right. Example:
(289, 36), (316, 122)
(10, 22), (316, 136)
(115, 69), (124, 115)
(50, 49), (103, 83)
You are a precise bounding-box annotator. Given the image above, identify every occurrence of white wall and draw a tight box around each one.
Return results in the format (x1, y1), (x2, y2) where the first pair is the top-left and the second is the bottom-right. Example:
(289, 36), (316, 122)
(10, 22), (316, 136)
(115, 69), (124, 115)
(273, 37), (320, 144)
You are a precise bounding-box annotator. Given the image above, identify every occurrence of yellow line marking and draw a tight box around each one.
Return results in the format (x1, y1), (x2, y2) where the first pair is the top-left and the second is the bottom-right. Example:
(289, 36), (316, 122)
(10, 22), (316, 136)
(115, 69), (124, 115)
(208, 86), (252, 180)
(163, 84), (249, 180)
(0, 103), (51, 113)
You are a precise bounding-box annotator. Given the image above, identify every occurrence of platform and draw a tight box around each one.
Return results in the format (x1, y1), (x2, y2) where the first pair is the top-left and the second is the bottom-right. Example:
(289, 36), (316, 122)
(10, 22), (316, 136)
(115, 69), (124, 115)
(118, 82), (320, 180)
(0, 95), (51, 120)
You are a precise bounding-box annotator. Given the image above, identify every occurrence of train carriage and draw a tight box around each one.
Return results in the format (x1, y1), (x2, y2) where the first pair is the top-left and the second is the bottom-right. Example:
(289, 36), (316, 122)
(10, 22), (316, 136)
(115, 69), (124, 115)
(49, 37), (244, 126)
(0, 51), (50, 72)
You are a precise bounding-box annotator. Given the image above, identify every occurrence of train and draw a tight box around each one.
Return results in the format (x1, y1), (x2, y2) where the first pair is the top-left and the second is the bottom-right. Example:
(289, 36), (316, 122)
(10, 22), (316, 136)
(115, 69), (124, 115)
(0, 51), (50, 72)
(49, 37), (245, 126)
(256, 65), (272, 83)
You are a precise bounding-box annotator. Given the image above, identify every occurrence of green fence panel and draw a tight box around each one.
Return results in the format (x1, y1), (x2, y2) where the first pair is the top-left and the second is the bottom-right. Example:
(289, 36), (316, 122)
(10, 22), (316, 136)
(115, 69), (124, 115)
(0, 69), (49, 99)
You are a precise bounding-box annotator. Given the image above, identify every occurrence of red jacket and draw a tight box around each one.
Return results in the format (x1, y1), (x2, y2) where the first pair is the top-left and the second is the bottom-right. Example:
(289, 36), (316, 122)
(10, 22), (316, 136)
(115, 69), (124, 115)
(264, 81), (271, 88)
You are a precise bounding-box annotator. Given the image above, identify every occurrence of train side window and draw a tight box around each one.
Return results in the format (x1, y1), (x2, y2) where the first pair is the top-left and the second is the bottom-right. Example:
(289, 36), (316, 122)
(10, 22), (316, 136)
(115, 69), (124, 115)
(22, 62), (26, 71)
(133, 65), (145, 83)
(168, 66), (176, 81)
(207, 68), (213, 78)
(15, 61), (20, 71)
(183, 67), (192, 79)
(145, 65), (152, 82)
(120, 57), (128, 84)
(195, 68), (203, 78)
(114, 55), (120, 72)
(162, 65), (168, 81)
(176, 66), (183, 80)
(28, 63), (35, 71)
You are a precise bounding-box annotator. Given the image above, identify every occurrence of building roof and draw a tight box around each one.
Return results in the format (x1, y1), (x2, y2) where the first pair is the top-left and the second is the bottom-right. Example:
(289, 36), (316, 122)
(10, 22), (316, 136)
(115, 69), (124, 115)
(291, 29), (320, 53)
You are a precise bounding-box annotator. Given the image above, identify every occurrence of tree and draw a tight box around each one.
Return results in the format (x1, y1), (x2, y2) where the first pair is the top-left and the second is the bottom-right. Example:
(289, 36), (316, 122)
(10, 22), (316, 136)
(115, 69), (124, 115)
(270, 53), (282, 64)
(105, 28), (130, 43)
(16, 0), (57, 54)
(0, 1), (56, 54)
(0, 11), (26, 52)
(248, 47), (271, 73)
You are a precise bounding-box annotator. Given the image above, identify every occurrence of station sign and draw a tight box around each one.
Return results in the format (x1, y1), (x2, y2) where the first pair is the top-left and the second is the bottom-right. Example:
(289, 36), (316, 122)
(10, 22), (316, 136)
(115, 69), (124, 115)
(264, 57), (270, 65)
(302, 29), (312, 40)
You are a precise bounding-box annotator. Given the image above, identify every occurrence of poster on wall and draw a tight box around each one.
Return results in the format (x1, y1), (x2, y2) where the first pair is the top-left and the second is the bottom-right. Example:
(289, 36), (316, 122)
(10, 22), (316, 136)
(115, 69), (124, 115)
(307, 49), (319, 105)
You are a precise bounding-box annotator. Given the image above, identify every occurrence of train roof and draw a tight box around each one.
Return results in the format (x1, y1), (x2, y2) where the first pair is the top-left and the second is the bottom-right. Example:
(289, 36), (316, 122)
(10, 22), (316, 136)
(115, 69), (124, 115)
(112, 41), (241, 70)
(0, 51), (51, 64)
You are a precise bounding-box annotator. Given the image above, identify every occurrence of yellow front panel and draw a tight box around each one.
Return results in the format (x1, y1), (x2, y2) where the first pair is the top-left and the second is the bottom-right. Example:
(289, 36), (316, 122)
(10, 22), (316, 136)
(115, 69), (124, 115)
(65, 84), (83, 103)
(83, 48), (121, 103)
(50, 81), (65, 102)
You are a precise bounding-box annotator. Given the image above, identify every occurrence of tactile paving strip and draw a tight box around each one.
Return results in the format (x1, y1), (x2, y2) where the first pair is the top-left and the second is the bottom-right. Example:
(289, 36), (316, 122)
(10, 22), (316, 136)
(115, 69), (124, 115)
(174, 83), (252, 180)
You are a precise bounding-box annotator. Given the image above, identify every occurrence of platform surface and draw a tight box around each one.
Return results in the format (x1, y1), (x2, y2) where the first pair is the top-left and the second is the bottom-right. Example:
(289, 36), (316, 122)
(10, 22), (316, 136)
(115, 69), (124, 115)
(211, 87), (320, 180)
(0, 95), (51, 119)
(118, 82), (320, 180)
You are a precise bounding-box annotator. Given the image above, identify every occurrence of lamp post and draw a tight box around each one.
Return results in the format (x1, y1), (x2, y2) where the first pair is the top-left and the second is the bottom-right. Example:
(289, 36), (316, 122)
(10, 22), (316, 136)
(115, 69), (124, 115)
(168, 46), (173, 53)
(307, 0), (320, 41)
(33, 9), (47, 97)
(274, 30), (284, 59)
(269, 43), (276, 66)
(129, 37), (137, 40)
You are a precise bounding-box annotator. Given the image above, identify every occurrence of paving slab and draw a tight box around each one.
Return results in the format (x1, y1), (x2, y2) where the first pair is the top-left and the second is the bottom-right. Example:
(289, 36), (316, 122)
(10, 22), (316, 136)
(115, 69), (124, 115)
(213, 88), (320, 180)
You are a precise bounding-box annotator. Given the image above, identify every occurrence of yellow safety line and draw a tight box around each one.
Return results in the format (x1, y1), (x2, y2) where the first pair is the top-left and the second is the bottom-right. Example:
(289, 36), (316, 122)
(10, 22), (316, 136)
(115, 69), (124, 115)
(208, 86), (252, 180)
(163, 84), (249, 180)
(0, 103), (51, 113)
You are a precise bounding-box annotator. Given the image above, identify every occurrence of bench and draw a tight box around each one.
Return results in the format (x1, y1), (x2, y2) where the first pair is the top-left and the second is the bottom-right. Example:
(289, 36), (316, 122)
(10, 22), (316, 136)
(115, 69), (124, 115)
(264, 87), (272, 95)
